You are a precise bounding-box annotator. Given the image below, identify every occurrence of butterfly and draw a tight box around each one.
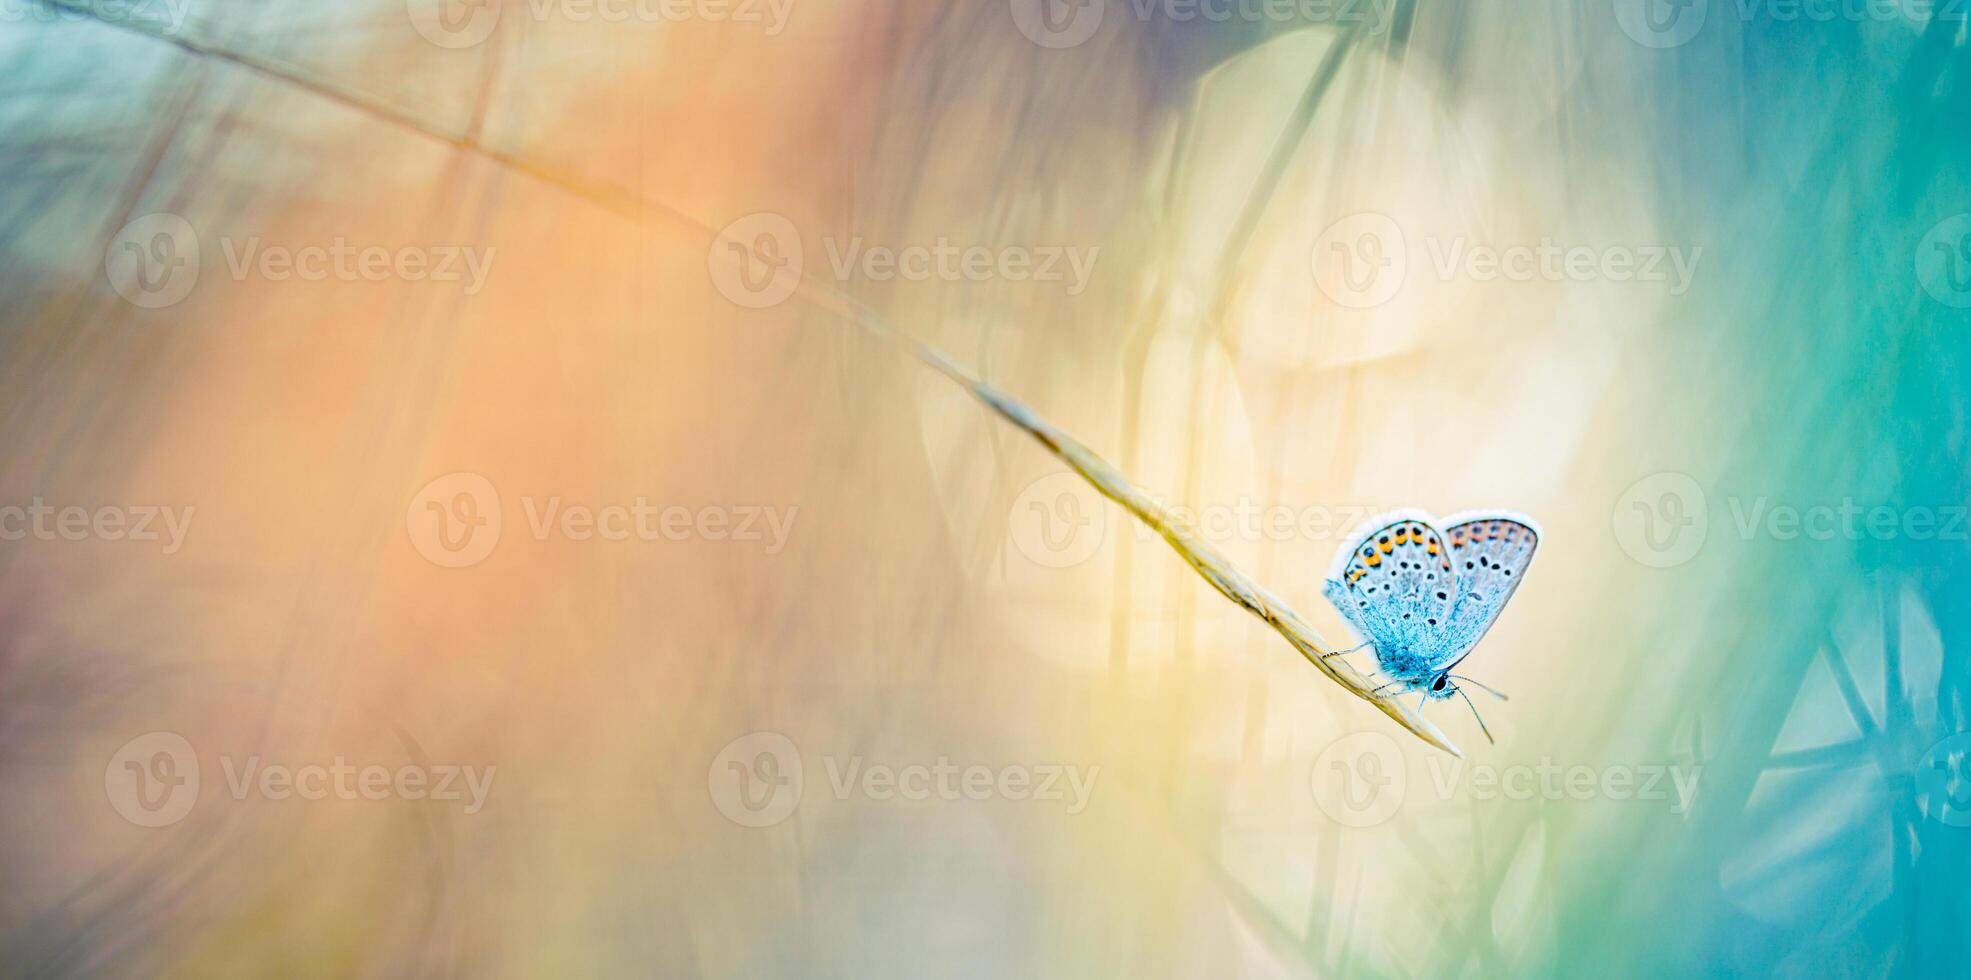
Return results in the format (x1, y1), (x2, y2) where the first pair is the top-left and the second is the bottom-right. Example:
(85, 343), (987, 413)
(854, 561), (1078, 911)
(1321, 509), (1541, 743)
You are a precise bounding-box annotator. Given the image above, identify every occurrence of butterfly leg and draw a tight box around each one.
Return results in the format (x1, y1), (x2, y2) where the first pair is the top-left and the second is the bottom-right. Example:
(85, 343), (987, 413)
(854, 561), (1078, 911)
(1321, 641), (1373, 660)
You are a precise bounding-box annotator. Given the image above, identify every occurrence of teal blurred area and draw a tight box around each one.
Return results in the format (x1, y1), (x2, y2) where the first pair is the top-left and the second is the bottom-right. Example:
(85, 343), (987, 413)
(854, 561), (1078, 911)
(0, 1), (1967, 977)
(1595, 7), (1971, 976)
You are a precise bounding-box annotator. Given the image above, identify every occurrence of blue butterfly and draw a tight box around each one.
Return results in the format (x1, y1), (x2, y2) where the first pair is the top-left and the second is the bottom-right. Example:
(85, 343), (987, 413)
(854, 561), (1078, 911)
(1321, 509), (1541, 742)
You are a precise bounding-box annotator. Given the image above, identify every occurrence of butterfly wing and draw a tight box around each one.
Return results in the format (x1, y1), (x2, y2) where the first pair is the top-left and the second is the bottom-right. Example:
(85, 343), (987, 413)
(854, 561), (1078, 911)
(1322, 509), (1457, 652)
(1431, 510), (1541, 669)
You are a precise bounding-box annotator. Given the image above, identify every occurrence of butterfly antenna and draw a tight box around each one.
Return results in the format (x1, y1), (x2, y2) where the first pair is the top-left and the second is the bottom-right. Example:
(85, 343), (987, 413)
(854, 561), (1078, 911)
(1450, 675), (1510, 701)
(1457, 687), (1496, 745)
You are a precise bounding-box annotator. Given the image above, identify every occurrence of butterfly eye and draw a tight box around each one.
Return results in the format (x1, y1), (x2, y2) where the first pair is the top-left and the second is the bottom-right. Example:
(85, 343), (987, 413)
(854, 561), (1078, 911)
(1432, 675), (1448, 691)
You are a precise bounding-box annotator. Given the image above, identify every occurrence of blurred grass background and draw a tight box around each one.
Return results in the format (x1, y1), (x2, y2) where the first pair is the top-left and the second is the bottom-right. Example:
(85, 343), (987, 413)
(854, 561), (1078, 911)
(1, 1), (1968, 977)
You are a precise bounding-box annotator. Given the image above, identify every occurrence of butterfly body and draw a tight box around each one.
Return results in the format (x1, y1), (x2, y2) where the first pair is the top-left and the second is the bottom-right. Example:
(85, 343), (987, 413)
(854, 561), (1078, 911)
(1321, 509), (1540, 732)
(1372, 643), (1441, 691)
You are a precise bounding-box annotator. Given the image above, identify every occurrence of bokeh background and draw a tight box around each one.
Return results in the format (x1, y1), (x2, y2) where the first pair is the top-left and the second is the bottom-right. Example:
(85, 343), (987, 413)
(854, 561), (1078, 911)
(3, 0), (1969, 976)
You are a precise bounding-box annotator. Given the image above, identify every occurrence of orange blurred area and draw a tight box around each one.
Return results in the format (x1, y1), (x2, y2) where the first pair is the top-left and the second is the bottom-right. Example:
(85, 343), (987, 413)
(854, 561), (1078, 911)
(6, 2), (1963, 977)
